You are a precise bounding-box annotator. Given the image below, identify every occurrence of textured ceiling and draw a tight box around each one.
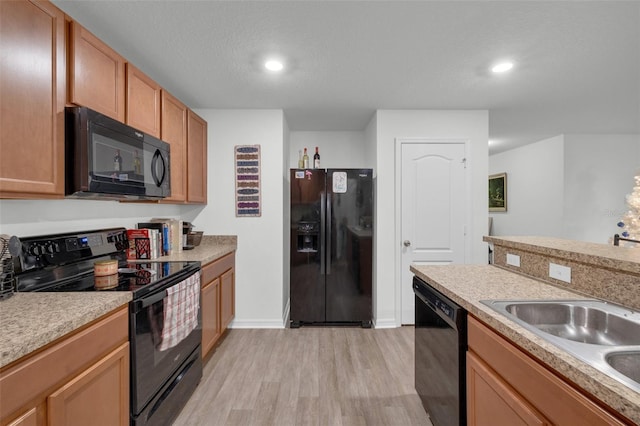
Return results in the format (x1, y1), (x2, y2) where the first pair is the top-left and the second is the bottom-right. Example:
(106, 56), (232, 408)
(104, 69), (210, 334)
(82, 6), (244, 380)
(52, 0), (639, 154)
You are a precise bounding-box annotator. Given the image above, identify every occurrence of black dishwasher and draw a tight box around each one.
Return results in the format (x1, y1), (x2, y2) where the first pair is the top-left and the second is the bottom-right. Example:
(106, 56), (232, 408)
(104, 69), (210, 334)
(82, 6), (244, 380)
(413, 276), (467, 426)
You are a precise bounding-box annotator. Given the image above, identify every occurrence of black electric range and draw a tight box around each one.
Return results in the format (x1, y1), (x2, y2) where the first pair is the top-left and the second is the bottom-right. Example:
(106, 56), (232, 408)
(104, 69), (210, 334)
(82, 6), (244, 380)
(12, 227), (203, 426)
(13, 227), (199, 297)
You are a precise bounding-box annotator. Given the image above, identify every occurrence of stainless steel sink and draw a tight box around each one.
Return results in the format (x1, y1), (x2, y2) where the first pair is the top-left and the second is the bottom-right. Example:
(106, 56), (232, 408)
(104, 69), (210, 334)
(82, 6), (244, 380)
(482, 299), (640, 393)
(606, 351), (640, 384)
(503, 302), (640, 345)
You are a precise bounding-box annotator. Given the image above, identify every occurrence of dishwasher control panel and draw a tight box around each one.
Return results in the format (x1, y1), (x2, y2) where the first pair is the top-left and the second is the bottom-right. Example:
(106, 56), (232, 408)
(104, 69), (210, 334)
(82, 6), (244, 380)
(413, 277), (460, 323)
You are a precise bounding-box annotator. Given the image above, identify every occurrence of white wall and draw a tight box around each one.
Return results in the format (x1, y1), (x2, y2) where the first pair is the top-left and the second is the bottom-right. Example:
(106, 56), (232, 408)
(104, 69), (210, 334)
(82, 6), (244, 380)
(489, 135), (565, 238)
(564, 134), (639, 243)
(0, 199), (197, 237)
(489, 134), (640, 244)
(282, 116), (291, 323)
(194, 109), (286, 328)
(364, 114), (378, 323)
(289, 131), (372, 169)
(375, 110), (489, 327)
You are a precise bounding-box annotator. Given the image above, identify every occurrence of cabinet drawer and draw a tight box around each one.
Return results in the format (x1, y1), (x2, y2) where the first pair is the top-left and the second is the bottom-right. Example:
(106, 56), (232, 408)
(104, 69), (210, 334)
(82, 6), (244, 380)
(202, 252), (235, 284)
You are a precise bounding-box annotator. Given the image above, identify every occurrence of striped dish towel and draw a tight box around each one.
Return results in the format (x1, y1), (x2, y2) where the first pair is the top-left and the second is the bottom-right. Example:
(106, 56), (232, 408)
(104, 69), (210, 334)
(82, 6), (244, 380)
(157, 271), (200, 351)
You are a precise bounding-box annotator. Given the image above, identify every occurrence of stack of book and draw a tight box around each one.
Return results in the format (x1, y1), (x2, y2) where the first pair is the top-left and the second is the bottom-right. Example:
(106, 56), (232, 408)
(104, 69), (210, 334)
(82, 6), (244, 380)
(127, 218), (183, 260)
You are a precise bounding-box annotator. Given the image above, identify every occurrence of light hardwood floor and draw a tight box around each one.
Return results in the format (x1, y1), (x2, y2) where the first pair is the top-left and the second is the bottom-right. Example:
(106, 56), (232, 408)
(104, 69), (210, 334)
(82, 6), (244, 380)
(174, 326), (433, 426)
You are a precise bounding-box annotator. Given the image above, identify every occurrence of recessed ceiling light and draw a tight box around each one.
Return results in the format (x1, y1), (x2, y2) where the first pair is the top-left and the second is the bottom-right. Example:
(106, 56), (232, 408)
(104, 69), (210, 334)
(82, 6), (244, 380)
(265, 60), (284, 72)
(491, 61), (514, 73)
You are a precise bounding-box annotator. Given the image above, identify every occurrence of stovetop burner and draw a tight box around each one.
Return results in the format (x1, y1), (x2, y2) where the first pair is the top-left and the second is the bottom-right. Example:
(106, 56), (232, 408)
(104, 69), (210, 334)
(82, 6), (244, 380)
(17, 259), (194, 293)
(13, 227), (199, 297)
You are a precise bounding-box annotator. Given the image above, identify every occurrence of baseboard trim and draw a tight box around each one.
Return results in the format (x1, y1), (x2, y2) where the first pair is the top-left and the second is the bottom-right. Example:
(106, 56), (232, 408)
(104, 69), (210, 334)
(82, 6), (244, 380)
(228, 319), (286, 329)
(374, 318), (399, 329)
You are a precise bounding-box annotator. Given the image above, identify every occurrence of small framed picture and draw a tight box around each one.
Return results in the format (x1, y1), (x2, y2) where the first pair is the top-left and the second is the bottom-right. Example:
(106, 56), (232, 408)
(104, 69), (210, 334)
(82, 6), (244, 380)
(489, 173), (507, 212)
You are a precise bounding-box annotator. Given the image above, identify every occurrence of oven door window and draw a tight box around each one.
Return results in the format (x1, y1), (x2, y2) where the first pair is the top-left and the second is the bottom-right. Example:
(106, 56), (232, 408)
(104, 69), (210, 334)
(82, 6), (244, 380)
(130, 273), (202, 413)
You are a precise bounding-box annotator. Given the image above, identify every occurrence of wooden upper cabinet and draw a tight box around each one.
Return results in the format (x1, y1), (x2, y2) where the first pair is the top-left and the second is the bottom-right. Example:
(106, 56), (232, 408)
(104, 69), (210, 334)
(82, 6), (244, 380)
(69, 21), (125, 122)
(126, 63), (161, 138)
(0, 0), (66, 198)
(187, 110), (208, 204)
(161, 91), (188, 202)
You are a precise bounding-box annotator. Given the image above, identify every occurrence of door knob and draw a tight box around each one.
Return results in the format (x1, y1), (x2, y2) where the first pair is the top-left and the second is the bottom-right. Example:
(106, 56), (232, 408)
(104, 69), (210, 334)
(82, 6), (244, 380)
(403, 240), (411, 247)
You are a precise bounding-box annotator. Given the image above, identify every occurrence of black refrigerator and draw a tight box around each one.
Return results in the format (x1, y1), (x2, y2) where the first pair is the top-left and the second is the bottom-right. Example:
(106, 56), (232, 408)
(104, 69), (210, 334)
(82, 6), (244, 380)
(290, 168), (374, 327)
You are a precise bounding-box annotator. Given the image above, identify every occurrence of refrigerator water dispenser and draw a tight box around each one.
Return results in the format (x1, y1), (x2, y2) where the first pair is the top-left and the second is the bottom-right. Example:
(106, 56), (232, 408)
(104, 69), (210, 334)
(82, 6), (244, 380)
(296, 222), (319, 253)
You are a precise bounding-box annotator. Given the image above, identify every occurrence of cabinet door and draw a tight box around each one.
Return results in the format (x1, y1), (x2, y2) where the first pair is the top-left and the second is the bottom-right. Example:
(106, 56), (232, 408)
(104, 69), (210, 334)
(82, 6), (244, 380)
(161, 91), (188, 202)
(0, 0), (65, 198)
(201, 278), (221, 359)
(186, 110), (208, 204)
(126, 63), (161, 137)
(6, 408), (37, 426)
(48, 342), (129, 426)
(467, 351), (548, 426)
(69, 21), (125, 122)
(220, 267), (235, 330)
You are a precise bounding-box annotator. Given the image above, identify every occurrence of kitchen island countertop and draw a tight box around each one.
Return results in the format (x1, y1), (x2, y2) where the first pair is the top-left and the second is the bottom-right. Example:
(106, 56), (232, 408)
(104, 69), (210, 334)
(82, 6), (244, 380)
(411, 264), (640, 425)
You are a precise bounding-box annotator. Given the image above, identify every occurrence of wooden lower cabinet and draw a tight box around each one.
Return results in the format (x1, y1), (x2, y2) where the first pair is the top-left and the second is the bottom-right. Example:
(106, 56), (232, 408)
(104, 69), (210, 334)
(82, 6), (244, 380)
(467, 316), (630, 426)
(201, 276), (221, 357)
(201, 252), (235, 359)
(6, 409), (36, 426)
(467, 352), (549, 426)
(220, 267), (235, 330)
(48, 343), (129, 426)
(0, 307), (129, 426)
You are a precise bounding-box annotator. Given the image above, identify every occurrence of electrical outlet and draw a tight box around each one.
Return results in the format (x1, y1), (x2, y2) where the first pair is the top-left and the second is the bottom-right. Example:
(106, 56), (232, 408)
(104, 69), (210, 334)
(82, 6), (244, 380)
(506, 253), (521, 267)
(549, 263), (571, 283)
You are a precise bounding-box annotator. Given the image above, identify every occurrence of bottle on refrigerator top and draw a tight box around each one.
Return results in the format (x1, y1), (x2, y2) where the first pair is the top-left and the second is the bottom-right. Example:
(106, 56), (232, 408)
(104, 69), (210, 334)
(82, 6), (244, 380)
(314, 147), (320, 168)
(114, 149), (122, 172)
(298, 150), (304, 168)
(302, 148), (309, 168)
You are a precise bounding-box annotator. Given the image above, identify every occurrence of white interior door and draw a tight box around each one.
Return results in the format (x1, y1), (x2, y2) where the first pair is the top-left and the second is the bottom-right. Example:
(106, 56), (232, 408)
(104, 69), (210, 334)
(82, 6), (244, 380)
(401, 142), (467, 324)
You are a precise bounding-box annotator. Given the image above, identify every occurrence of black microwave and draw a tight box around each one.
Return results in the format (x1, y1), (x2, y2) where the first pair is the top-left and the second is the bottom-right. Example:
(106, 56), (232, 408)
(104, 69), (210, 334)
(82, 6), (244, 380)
(65, 106), (171, 200)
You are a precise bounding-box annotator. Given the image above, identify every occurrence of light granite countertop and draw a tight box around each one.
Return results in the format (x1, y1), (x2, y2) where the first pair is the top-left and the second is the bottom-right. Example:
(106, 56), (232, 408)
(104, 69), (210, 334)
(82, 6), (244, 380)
(0, 292), (132, 369)
(0, 235), (237, 370)
(411, 264), (640, 424)
(484, 235), (640, 275)
(154, 235), (237, 264)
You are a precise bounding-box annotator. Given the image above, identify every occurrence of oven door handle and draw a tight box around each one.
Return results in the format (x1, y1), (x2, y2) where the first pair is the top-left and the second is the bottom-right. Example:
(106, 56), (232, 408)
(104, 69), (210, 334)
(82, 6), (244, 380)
(136, 289), (168, 310)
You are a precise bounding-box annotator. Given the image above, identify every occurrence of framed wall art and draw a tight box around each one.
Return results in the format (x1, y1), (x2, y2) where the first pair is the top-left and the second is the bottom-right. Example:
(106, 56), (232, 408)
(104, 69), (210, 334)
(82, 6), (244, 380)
(489, 172), (507, 212)
(235, 145), (261, 217)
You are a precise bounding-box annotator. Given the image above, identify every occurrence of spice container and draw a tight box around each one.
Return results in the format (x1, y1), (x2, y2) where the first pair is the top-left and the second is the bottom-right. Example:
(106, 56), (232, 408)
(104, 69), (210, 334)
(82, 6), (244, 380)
(94, 259), (118, 276)
(95, 274), (119, 289)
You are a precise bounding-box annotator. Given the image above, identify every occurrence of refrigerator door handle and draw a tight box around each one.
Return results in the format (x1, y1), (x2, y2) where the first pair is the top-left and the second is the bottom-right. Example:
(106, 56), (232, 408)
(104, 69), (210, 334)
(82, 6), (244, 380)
(326, 191), (332, 275)
(320, 191), (326, 275)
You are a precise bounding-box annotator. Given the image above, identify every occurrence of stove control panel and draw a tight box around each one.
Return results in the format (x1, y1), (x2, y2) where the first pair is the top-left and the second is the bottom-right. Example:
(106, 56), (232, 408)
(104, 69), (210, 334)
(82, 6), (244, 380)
(15, 228), (129, 272)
